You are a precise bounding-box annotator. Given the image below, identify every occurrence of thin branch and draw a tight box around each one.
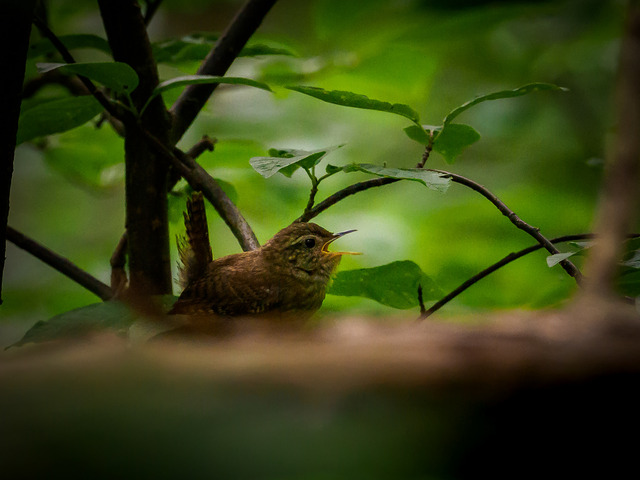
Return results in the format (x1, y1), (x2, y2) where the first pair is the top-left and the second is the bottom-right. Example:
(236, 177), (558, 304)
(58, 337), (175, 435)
(299, 144), (432, 222)
(416, 136), (434, 169)
(168, 135), (216, 191)
(6, 226), (113, 301)
(301, 168), (320, 218)
(421, 233), (640, 319)
(300, 163), (583, 286)
(170, 0), (279, 142)
(32, 15), (122, 119)
(430, 168), (584, 284)
(297, 177), (399, 222)
(139, 128), (259, 250)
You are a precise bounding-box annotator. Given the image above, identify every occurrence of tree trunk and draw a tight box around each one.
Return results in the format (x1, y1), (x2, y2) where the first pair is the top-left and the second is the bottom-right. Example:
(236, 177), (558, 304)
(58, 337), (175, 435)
(98, 0), (173, 295)
(0, 0), (36, 304)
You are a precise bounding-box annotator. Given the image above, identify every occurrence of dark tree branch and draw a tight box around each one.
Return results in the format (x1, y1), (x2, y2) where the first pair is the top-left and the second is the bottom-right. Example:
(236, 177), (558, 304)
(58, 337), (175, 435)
(140, 130), (260, 250)
(168, 136), (217, 191)
(1, 0), (36, 304)
(98, 0), (173, 295)
(421, 233), (640, 319)
(172, 147), (260, 251)
(582, 2), (640, 298)
(6, 226), (113, 301)
(170, 0), (278, 142)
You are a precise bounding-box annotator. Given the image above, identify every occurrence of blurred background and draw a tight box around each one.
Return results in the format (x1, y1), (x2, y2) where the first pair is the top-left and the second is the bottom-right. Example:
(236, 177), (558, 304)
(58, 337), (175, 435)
(3, 0), (627, 344)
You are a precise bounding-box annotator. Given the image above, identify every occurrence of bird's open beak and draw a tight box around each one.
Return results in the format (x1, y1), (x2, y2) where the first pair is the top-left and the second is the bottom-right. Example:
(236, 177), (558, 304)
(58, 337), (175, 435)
(322, 229), (361, 256)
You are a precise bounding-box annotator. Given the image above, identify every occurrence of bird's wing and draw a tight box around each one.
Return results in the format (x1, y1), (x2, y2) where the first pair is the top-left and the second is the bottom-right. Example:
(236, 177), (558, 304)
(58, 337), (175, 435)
(170, 257), (282, 316)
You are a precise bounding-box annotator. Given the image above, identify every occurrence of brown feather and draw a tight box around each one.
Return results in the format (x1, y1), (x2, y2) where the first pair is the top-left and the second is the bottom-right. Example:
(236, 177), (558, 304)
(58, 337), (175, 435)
(177, 192), (213, 289)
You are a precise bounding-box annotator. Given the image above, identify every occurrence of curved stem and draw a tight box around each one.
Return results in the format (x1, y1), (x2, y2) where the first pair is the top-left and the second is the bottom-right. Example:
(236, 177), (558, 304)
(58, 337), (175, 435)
(421, 233), (639, 319)
(429, 168), (583, 284)
(297, 177), (399, 222)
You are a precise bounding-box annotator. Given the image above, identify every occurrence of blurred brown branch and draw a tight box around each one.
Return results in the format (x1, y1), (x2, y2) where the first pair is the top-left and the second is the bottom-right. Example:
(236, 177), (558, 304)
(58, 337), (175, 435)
(582, 2), (640, 298)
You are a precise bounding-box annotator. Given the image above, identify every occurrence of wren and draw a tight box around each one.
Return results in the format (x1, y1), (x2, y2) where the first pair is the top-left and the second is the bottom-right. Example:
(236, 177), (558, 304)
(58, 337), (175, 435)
(169, 193), (357, 319)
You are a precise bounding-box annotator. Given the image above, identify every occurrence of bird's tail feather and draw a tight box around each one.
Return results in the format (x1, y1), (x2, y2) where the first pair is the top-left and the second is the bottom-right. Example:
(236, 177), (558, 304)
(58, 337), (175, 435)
(177, 192), (212, 288)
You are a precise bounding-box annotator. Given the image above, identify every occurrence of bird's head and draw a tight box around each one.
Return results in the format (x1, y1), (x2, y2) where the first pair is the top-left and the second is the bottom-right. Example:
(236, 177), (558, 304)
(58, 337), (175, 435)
(263, 222), (359, 280)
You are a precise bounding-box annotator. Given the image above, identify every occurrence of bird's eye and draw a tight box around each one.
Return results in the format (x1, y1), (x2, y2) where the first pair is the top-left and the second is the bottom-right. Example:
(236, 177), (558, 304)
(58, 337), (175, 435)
(304, 238), (316, 248)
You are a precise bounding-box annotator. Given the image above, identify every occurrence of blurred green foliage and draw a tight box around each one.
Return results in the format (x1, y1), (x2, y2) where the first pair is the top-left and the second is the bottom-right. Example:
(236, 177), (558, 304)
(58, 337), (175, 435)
(3, 0), (631, 344)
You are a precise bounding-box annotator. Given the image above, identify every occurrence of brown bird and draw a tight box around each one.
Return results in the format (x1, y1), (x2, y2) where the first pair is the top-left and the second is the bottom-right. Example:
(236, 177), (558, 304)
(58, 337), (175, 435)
(169, 193), (358, 320)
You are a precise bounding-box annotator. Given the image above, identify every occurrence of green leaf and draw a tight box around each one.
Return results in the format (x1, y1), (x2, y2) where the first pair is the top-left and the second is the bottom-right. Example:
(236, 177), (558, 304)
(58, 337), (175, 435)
(404, 124), (481, 163)
(328, 261), (441, 309)
(37, 62), (139, 94)
(617, 269), (640, 297)
(344, 163), (451, 193)
(286, 86), (421, 124)
(250, 146), (342, 178)
(16, 96), (104, 145)
(240, 44), (296, 57)
(8, 297), (178, 348)
(9, 301), (134, 348)
(28, 34), (112, 58)
(403, 125), (433, 145)
(153, 35), (294, 63)
(431, 123), (481, 164)
(43, 123), (124, 189)
(325, 163), (346, 175)
(153, 75), (272, 97)
(444, 82), (567, 125)
(546, 251), (578, 267)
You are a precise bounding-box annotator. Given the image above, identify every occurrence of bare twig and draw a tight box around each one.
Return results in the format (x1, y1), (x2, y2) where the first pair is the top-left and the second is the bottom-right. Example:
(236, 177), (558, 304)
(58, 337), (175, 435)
(299, 143), (433, 222)
(139, 129), (259, 250)
(172, 146), (260, 251)
(430, 169), (583, 284)
(297, 177), (399, 222)
(6, 226), (113, 301)
(169, 136), (217, 191)
(416, 136), (434, 169)
(170, 0), (279, 142)
(421, 233), (640, 319)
